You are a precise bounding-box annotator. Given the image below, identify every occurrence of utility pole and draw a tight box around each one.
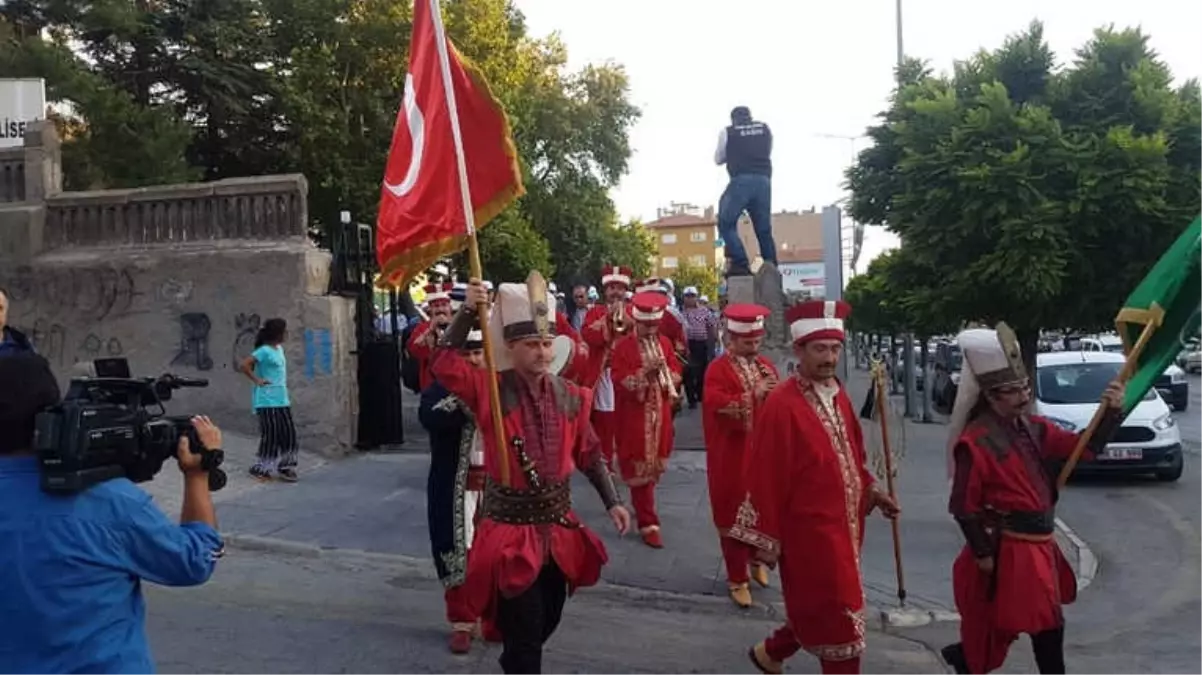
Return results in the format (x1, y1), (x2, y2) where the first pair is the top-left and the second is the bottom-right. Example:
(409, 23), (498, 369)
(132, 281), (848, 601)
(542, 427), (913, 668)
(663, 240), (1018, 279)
(895, 0), (904, 81)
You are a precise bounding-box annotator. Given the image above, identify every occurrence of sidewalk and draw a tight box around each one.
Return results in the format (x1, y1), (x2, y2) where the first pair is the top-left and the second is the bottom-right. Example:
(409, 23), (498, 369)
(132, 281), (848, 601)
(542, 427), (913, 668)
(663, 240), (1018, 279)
(144, 368), (1088, 624)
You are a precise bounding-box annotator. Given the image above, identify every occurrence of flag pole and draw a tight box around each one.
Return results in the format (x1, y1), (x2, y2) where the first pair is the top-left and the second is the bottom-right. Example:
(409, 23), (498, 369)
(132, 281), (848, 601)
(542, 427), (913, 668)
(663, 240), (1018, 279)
(1055, 310), (1162, 490)
(872, 359), (907, 607)
(427, 0), (512, 487)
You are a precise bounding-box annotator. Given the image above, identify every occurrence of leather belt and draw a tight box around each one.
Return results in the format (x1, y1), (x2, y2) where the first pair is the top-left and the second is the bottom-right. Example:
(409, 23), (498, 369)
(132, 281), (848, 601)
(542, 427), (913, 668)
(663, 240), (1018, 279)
(997, 509), (1055, 536)
(481, 479), (576, 527)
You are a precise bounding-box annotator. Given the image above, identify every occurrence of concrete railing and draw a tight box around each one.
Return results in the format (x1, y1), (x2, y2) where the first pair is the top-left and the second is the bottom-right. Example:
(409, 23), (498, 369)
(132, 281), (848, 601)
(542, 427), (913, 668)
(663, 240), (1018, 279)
(0, 147), (26, 203)
(42, 174), (309, 249)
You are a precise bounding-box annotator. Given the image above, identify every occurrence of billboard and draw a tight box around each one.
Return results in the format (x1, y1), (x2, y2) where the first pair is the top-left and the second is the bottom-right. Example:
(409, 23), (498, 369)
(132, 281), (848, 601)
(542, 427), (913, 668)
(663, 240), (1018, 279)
(779, 261), (825, 298)
(1, 79), (46, 149)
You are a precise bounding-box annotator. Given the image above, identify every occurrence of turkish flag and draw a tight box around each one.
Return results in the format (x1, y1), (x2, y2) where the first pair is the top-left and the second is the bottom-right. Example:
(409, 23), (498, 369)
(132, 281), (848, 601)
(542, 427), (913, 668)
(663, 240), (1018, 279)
(375, 0), (525, 287)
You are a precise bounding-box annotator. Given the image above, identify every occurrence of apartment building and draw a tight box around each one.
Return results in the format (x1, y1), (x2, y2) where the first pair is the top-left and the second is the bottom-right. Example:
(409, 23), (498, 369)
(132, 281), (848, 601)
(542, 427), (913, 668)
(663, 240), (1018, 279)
(644, 202), (721, 277)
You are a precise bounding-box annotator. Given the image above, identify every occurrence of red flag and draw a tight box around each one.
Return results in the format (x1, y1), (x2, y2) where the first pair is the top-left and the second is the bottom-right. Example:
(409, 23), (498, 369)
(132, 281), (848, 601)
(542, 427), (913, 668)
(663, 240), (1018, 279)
(375, 0), (524, 287)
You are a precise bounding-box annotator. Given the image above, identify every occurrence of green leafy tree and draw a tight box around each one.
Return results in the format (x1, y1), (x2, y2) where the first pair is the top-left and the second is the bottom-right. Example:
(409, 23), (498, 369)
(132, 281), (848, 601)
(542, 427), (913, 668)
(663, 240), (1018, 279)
(847, 21), (1200, 374)
(671, 259), (722, 304)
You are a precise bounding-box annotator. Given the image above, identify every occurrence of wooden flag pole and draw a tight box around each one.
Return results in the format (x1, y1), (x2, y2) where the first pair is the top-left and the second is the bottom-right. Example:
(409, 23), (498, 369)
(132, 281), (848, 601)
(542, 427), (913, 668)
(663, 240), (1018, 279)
(1055, 314), (1161, 491)
(429, 0), (511, 486)
(872, 360), (907, 606)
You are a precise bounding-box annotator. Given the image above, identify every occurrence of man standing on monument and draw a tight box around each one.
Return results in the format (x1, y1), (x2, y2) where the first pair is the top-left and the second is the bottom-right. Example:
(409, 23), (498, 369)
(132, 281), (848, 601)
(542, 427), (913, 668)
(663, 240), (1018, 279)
(431, 276), (630, 674)
(581, 265), (635, 467)
(715, 106), (776, 277)
(611, 292), (683, 548)
(702, 303), (778, 607)
(733, 300), (899, 675)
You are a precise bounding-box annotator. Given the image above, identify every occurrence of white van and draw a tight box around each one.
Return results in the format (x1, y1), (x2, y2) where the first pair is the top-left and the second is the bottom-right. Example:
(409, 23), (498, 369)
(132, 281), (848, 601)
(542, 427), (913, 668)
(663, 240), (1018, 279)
(1036, 351), (1184, 482)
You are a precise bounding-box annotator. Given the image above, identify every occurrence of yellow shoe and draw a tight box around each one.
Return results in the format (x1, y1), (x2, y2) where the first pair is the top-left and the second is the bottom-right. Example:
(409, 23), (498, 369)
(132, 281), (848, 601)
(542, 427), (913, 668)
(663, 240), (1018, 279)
(749, 641), (784, 674)
(728, 582), (753, 608)
(752, 564), (770, 588)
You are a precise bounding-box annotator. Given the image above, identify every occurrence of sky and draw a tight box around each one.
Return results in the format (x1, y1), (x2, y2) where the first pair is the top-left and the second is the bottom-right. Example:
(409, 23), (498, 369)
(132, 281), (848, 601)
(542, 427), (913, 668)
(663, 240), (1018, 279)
(513, 0), (1201, 272)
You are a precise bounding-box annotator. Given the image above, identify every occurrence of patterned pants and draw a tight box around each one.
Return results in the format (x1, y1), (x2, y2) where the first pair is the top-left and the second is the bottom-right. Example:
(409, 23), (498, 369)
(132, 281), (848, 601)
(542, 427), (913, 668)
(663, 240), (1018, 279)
(764, 625), (861, 674)
(253, 406), (299, 471)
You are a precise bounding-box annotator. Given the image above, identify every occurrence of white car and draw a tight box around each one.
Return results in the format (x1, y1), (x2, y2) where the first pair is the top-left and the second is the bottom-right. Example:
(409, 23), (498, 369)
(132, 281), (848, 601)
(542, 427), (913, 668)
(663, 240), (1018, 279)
(1079, 335), (1189, 411)
(1036, 351), (1184, 482)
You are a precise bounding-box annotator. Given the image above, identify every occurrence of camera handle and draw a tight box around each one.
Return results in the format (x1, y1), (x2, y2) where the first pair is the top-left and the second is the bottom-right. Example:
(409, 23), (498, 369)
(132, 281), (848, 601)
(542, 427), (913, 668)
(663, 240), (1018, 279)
(184, 428), (228, 492)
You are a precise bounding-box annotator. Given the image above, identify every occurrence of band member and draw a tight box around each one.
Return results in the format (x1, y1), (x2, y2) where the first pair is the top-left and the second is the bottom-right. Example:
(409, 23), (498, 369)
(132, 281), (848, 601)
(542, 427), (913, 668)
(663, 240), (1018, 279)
(701, 304), (778, 607)
(733, 300), (899, 675)
(407, 282), (455, 391)
(611, 291), (683, 548)
(418, 327), (489, 653)
(555, 309), (589, 385)
(634, 278), (688, 362)
(941, 326), (1124, 675)
(430, 275), (631, 674)
(581, 265), (635, 465)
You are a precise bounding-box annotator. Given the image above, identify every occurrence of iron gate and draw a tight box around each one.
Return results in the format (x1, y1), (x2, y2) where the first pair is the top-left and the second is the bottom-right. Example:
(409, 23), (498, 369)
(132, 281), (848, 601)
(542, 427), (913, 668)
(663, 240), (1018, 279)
(329, 216), (406, 448)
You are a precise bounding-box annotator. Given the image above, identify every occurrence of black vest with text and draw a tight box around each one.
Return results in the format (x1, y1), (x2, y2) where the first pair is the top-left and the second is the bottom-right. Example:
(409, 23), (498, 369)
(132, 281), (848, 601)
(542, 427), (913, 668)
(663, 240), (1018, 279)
(725, 121), (772, 178)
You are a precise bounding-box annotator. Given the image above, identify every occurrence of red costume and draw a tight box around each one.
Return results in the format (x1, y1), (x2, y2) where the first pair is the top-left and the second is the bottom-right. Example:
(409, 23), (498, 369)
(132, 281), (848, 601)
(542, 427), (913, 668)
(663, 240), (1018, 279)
(407, 282), (454, 391)
(941, 326), (1116, 675)
(579, 265), (635, 464)
(734, 300), (873, 675)
(611, 292), (682, 547)
(635, 278), (687, 358)
(701, 304), (778, 604)
(555, 311), (589, 384)
(430, 276), (623, 674)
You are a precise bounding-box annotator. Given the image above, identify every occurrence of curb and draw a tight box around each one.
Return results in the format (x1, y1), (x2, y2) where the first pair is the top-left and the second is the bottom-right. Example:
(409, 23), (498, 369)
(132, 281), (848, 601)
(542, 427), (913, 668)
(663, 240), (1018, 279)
(1054, 517), (1099, 592)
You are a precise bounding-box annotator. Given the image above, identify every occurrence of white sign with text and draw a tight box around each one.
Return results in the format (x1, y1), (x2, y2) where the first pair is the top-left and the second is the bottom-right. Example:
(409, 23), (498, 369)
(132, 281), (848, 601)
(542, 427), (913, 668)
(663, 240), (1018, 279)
(0, 79), (46, 149)
(779, 262), (826, 298)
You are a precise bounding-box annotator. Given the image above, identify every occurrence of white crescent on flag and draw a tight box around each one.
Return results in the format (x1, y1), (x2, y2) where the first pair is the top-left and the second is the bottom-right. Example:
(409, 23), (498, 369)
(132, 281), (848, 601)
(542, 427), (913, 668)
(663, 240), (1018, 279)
(383, 73), (426, 197)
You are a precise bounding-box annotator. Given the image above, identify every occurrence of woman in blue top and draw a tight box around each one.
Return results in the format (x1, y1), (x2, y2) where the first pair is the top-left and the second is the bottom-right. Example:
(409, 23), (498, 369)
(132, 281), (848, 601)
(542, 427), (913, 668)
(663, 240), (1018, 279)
(238, 318), (299, 482)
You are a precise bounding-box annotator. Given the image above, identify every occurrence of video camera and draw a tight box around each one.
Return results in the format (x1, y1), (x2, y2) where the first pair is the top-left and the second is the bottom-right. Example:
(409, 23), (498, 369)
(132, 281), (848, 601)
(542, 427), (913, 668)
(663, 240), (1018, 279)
(34, 358), (228, 495)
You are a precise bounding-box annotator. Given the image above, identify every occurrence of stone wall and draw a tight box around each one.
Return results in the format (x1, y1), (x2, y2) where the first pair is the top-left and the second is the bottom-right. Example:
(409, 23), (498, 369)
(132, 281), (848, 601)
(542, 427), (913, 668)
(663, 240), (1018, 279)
(0, 123), (357, 453)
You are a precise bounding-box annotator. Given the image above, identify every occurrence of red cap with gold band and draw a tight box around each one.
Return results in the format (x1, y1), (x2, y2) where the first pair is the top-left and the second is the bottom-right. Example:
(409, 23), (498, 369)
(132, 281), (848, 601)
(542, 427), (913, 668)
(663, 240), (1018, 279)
(424, 282), (453, 304)
(631, 291), (668, 324)
(785, 300), (851, 344)
(723, 303), (770, 338)
(600, 265), (633, 288)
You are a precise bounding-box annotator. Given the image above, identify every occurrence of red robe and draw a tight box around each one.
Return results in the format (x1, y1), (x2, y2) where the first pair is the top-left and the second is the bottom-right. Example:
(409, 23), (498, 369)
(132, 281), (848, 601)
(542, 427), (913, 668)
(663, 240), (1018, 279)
(731, 377), (875, 662)
(702, 353), (778, 532)
(659, 311), (687, 358)
(950, 413), (1086, 673)
(579, 304), (633, 388)
(610, 332), (682, 486)
(407, 321), (440, 391)
(555, 311), (588, 385)
(430, 349), (610, 622)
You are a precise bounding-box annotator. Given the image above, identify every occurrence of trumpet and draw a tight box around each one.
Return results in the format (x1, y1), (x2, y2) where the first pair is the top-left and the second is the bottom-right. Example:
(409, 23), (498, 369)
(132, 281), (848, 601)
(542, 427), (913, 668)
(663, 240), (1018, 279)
(645, 336), (681, 404)
(611, 301), (630, 335)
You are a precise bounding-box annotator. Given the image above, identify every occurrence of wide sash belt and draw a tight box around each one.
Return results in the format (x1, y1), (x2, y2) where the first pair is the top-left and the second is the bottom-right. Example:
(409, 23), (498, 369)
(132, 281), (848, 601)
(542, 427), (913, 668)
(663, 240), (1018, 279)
(998, 509), (1055, 536)
(481, 479), (576, 527)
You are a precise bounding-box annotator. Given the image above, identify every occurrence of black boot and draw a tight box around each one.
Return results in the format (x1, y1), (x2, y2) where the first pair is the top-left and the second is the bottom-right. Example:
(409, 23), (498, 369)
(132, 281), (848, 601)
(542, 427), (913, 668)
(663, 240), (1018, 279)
(941, 643), (969, 674)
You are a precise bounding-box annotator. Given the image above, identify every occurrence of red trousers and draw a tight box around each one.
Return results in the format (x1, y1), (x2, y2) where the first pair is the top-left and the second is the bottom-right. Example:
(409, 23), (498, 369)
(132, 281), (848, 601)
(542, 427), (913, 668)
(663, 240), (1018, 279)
(591, 410), (616, 464)
(630, 483), (659, 529)
(721, 536), (752, 584)
(445, 585), (475, 626)
(764, 624), (861, 674)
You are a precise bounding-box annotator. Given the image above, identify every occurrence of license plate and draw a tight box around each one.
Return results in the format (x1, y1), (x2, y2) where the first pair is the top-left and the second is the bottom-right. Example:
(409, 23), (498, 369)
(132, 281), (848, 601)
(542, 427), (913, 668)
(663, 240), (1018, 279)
(1103, 447), (1143, 460)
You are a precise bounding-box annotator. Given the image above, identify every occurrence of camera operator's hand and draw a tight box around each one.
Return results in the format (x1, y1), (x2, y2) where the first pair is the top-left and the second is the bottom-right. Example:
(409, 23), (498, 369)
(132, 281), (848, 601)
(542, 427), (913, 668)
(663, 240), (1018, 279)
(177, 416), (222, 475)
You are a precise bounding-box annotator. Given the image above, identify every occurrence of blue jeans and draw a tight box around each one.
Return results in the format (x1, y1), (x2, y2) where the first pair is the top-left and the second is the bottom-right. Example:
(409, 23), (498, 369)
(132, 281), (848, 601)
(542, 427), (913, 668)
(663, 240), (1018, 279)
(718, 173), (775, 271)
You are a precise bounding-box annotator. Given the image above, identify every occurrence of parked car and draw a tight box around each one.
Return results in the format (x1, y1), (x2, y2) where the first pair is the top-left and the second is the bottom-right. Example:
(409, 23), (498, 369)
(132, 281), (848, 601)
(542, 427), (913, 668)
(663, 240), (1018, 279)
(1177, 342), (1201, 374)
(1080, 335), (1190, 411)
(1037, 351), (1184, 482)
(890, 345), (925, 391)
(931, 341), (963, 414)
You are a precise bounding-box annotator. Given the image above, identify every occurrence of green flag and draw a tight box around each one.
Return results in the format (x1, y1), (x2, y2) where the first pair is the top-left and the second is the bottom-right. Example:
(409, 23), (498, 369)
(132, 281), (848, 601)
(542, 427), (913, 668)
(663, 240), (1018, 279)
(1115, 215), (1202, 413)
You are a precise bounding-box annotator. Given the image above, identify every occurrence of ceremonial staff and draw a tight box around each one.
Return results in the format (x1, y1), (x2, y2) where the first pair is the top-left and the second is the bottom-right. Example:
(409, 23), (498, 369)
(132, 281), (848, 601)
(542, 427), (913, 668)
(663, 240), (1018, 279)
(865, 358), (907, 607)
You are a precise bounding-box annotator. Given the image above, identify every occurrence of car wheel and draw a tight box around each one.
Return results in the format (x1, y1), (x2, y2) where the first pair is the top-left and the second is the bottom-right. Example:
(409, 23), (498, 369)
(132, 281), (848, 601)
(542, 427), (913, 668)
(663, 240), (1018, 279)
(1156, 454), (1184, 482)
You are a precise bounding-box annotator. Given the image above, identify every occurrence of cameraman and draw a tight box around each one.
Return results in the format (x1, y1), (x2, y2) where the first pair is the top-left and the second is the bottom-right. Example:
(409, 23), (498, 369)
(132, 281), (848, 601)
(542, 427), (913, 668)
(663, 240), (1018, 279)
(0, 354), (224, 674)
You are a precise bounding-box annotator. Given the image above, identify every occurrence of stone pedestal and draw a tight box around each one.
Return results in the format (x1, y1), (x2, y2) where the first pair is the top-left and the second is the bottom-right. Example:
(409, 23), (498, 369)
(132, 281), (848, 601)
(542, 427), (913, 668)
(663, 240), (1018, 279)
(728, 262), (794, 373)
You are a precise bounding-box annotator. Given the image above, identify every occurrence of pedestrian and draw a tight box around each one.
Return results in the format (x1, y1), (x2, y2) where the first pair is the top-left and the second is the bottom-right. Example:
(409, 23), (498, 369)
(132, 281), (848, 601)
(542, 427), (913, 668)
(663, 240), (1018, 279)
(611, 291), (683, 548)
(407, 282), (455, 392)
(701, 304), (779, 607)
(418, 325), (490, 654)
(681, 286), (719, 408)
(734, 300), (899, 675)
(430, 275), (631, 675)
(715, 105), (775, 277)
(238, 318), (299, 482)
(940, 325), (1125, 674)
(0, 288), (35, 358)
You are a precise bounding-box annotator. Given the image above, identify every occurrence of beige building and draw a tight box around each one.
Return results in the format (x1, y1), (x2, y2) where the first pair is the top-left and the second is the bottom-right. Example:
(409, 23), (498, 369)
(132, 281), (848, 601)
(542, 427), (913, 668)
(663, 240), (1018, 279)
(644, 204), (825, 278)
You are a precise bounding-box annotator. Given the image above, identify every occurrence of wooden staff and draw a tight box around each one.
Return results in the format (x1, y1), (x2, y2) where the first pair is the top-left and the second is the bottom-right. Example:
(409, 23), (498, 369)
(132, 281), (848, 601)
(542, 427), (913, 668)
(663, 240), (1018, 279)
(429, 0), (512, 486)
(1056, 315), (1161, 490)
(872, 360), (907, 606)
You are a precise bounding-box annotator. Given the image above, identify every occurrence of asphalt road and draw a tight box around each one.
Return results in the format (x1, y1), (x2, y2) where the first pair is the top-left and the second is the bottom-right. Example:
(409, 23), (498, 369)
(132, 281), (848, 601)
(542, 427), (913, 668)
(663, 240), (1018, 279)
(894, 374), (1202, 673)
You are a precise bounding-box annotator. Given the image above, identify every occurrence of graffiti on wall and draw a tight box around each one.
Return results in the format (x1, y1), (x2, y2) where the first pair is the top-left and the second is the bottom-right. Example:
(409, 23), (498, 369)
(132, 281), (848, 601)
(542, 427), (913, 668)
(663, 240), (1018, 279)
(79, 332), (124, 360)
(232, 313), (261, 366)
(303, 328), (333, 380)
(0, 265), (141, 320)
(171, 312), (214, 371)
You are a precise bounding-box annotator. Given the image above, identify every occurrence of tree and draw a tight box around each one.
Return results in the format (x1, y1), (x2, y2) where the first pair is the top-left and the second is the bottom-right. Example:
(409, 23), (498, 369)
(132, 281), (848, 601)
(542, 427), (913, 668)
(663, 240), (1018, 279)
(847, 21), (1200, 374)
(671, 259), (722, 304)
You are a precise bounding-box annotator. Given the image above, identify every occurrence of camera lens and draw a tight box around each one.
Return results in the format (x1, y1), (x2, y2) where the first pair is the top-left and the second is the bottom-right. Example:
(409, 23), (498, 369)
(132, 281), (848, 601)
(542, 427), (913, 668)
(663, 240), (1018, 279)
(208, 469), (228, 492)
